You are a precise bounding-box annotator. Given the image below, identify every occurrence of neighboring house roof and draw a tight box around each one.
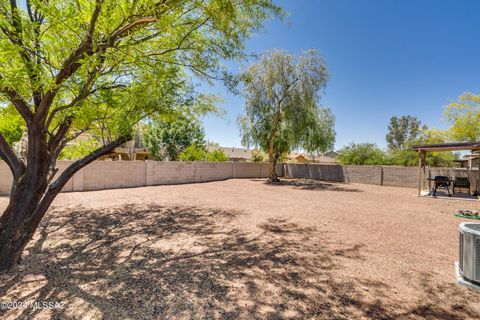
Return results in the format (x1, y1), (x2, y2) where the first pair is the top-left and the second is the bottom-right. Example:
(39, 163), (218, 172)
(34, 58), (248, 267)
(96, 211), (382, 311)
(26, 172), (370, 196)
(208, 146), (252, 160)
(288, 153), (308, 161)
(323, 151), (340, 159)
(288, 152), (338, 163)
(112, 147), (151, 155)
(315, 155), (338, 163)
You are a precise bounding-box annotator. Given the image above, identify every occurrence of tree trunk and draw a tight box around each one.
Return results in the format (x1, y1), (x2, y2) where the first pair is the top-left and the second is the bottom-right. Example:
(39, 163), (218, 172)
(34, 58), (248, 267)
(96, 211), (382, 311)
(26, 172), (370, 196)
(0, 178), (52, 272)
(268, 142), (279, 183)
(0, 123), (51, 271)
(0, 135), (129, 273)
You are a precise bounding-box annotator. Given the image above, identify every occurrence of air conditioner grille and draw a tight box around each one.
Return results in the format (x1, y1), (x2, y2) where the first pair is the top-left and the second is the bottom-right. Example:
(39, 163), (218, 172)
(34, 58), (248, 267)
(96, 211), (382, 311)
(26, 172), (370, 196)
(460, 232), (464, 272)
(476, 238), (480, 280)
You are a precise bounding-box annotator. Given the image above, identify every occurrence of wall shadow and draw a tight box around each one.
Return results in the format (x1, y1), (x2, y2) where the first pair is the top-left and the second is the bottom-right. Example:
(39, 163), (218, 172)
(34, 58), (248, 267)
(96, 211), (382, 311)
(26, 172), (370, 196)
(0, 204), (477, 319)
(283, 164), (346, 183)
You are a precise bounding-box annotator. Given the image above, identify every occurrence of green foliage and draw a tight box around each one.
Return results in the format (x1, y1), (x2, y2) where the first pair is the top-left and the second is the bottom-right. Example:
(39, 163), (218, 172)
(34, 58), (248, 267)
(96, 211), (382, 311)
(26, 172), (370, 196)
(337, 143), (387, 165)
(339, 141), (459, 167)
(382, 115), (458, 167)
(387, 148), (458, 167)
(386, 115), (426, 151)
(178, 145), (229, 162)
(144, 116), (205, 161)
(425, 152), (459, 167)
(59, 139), (101, 160)
(423, 93), (480, 143)
(444, 93), (480, 141)
(178, 145), (206, 161)
(205, 149), (228, 162)
(251, 149), (267, 162)
(0, 0), (281, 156)
(0, 105), (24, 145)
(239, 49), (335, 173)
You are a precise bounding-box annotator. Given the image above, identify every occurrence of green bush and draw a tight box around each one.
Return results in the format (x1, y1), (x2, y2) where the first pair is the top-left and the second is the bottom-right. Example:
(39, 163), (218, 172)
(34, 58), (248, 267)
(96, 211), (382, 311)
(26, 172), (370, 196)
(178, 145), (206, 161)
(337, 143), (388, 165)
(205, 149), (228, 162)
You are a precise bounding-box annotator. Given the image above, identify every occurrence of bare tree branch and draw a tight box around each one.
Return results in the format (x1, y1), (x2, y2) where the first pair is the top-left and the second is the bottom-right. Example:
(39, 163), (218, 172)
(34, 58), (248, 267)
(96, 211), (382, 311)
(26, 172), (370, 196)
(47, 116), (73, 157)
(0, 83), (33, 123)
(48, 135), (130, 193)
(0, 132), (25, 180)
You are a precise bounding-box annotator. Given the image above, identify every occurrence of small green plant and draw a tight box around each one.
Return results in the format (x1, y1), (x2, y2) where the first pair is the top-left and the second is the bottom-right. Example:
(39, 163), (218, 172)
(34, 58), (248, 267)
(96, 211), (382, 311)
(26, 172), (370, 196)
(455, 209), (480, 220)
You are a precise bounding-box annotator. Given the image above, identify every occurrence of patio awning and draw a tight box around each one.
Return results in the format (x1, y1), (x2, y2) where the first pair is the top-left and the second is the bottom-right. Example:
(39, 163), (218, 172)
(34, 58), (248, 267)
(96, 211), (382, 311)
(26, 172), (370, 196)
(412, 141), (480, 152)
(412, 141), (480, 196)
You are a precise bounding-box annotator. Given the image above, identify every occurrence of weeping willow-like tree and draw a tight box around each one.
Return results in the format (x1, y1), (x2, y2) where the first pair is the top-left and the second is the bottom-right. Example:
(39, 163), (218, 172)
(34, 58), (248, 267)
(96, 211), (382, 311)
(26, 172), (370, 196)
(0, 0), (280, 272)
(239, 50), (335, 181)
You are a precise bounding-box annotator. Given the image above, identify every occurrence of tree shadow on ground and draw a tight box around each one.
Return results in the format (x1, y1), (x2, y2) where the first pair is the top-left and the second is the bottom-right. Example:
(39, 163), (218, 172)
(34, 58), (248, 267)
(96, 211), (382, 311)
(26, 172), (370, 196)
(0, 204), (477, 319)
(254, 178), (362, 192)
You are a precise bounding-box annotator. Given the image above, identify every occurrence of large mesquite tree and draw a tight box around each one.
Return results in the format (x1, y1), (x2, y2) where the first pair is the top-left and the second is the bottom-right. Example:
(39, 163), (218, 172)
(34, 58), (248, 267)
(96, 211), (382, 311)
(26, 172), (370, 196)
(239, 50), (335, 181)
(0, 0), (279, 272)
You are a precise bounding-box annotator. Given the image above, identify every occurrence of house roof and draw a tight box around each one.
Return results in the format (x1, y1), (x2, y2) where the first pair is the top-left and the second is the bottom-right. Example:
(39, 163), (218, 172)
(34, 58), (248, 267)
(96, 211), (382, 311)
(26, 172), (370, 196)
(323, 151), (340, 158)
(208, 146), (252, 159)
(111, 147), (151, 155)
(289, 153), (308, 160)
(315, 155), (338, 163)
(288, 152), (338, 163)
(412, 141), (480, 152)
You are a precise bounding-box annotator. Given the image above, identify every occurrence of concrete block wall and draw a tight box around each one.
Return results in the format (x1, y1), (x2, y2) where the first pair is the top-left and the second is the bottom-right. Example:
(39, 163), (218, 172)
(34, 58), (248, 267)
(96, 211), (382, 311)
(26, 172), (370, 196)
(1, 160), (477, 196)
(342, 165), (382, 185)
(382, 166), (418, 188)
(282, 163), (479, 189)
(56, 161), (75, 192)
(82, 161), (147, 191)
(146, 161), (196, 185)
(233, 162), (262, 178)
(0, 161), (282, 195)
(307, 164), (345, 182)
(196, 162), (232, 182)
(284, 164), (382, 185)
(283, 164), (308, 179)
(0, 162), (13, 195)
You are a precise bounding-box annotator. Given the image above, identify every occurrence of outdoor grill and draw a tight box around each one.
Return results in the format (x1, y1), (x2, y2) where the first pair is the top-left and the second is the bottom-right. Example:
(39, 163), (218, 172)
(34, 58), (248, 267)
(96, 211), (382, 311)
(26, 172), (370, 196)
(427, 175), (452, 196)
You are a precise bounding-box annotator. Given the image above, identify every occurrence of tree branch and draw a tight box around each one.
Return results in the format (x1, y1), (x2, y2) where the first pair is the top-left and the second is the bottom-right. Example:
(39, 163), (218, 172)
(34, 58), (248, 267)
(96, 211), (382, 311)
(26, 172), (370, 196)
(44, 64), (103, 131)
(1, 0), (43, 108)
(48, 135), (131, 193)
(110, 17), (157, 41)
(47, 116), (73, 156)
(0, 132), (25, 180)
(0, 83), (33, 123)
(37, 14), (158, 124)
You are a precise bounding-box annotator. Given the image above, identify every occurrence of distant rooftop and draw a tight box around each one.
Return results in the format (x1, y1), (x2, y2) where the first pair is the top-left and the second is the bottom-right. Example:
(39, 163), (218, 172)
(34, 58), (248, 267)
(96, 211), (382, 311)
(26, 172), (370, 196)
(208, 146), (252, 160)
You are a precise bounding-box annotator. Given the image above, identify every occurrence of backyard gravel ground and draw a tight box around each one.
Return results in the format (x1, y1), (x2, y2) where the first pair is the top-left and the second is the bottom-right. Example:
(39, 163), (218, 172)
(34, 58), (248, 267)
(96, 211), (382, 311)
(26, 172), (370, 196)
(1, 178), (480, 319)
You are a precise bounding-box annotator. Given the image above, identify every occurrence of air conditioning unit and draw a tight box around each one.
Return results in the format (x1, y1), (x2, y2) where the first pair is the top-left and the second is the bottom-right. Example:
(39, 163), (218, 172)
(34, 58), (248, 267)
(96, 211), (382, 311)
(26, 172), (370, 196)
(458, 223), (480, 286)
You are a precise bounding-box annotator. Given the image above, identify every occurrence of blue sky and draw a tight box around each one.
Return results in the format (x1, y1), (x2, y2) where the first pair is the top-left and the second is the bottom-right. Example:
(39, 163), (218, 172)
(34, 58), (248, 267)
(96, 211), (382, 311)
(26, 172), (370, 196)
(201, 0), (480, 151)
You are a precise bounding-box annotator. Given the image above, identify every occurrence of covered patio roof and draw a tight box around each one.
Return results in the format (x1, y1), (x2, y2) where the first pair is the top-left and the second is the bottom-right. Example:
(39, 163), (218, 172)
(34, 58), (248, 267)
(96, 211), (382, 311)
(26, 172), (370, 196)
(412, 141), (480, 197)
(412, 141), (480, 152)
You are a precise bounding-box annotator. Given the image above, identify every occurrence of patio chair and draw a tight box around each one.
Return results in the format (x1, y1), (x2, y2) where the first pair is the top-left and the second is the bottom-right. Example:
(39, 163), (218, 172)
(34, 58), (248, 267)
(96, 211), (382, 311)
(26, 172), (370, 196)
(453, 177), (471, 195)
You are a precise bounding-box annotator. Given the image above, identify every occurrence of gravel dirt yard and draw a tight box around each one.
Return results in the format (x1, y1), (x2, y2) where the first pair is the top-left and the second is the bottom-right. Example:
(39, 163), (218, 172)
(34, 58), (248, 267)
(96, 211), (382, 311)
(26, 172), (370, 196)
(1, 178), (480, 319)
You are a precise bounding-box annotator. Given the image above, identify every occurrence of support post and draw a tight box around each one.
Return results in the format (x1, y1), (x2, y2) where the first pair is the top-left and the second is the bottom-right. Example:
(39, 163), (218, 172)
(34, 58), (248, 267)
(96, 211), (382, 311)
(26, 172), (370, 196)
(418, 150), (426, 196)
